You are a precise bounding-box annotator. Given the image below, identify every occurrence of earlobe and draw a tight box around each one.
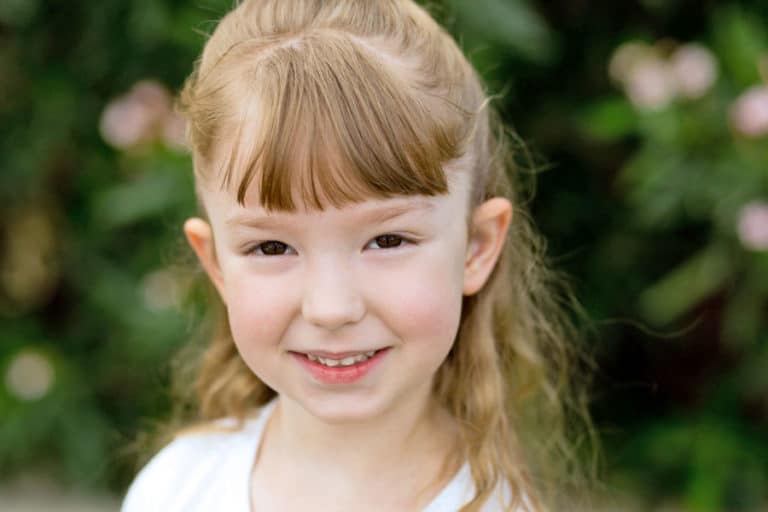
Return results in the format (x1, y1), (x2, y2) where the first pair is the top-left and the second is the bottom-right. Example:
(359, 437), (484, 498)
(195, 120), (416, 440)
(183, 217), (226, 302)
(463, 198), (512, 296)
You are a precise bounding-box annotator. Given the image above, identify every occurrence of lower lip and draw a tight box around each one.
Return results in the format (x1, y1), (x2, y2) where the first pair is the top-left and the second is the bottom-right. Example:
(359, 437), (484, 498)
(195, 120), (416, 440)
(291, 348), (391, 385)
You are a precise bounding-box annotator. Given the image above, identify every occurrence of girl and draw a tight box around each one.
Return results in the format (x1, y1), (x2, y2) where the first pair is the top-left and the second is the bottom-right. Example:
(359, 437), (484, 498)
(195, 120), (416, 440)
(122, 0), (596, 510)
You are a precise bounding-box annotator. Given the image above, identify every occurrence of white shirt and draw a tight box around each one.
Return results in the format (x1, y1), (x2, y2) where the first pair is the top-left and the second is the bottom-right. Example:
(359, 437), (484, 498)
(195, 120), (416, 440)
(122, 399), (514, 511)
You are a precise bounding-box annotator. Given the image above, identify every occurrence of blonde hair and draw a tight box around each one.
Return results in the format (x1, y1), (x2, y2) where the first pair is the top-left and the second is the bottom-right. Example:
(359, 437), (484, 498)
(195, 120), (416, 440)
(170, 1), (598, 510)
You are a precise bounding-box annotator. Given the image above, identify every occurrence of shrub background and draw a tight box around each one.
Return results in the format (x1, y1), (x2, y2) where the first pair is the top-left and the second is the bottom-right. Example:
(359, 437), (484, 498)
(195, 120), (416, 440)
(1, 1), (766, 510)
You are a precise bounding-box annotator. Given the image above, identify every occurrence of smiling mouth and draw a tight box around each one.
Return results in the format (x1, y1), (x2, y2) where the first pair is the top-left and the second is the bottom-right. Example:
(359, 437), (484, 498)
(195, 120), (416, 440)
(292, 348), (387, 368)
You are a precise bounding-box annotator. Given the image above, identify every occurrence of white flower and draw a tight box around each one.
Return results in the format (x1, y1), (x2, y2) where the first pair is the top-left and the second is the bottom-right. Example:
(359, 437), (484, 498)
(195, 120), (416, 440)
(141, 267), (190, 311)
(5, 350), (54, 401)
(625, 55), (676, 111)
(609, 41), (654, 84)
(669, 43), (718, 99)
(730, 85), (768, 138)
(737, 201), (768, 251)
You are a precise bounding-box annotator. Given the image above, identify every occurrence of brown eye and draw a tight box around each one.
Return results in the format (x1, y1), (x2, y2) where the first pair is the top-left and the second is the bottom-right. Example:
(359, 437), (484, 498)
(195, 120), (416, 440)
(372, 234), (404, 249)
(256, 241), (290, 255)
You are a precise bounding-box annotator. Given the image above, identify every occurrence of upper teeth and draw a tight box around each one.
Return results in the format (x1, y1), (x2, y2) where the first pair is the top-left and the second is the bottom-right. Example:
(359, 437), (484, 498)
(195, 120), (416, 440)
(307, 351), (376, 367)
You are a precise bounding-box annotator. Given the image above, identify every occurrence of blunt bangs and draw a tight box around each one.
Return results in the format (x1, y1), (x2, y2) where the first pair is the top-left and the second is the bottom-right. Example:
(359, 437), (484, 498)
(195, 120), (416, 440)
(197, 31), (470, 210)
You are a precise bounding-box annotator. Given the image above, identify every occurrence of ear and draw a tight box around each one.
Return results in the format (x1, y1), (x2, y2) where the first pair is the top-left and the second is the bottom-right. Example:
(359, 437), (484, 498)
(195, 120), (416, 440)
(463, 197), (512, 296)
(183, 217), (227, 303)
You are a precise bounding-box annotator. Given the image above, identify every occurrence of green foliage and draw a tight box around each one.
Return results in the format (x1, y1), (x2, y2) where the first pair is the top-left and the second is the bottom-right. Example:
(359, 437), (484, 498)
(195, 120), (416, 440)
(562, 4), (768, 510)
(0, 0), (766, 509)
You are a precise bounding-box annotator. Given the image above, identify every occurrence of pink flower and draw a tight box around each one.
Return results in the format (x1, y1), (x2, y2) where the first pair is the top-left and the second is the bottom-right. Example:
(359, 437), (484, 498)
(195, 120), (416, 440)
(162, 111), (188, 151)
(609, 41), (676, 111)
(730, 86), (768, 138)
(609, 40), (718, 110)
(669, 43), (718, 99)
(737, 201), (768, 251)
(99, 80), (172, 150)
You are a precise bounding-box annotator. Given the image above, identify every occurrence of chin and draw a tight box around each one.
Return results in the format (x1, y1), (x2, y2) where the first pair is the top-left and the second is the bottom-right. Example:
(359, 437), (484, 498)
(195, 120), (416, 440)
(295, 392), (393, 425)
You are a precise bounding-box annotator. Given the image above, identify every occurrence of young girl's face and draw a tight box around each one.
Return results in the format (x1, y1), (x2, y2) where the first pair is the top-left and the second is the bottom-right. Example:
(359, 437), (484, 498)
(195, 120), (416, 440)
(186, 170), (510, 423)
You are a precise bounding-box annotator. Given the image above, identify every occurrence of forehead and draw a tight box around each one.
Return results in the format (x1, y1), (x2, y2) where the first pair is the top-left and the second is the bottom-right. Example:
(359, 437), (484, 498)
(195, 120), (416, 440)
(223, 196), (437, 228)
(200, 166), (472, 225)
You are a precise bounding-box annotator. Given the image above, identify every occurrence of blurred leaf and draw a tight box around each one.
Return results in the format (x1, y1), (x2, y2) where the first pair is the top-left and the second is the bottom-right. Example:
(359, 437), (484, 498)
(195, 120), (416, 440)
(722, 272), (765, 347)
(128, 0), (171, 49)
(445, 0), (555, 62)
(619, 145), (688, 228)
(0, 0), (40, 28)
(711, 6), (768, 88)
(640, 245), (731, 325)
(579, 97), (638, 141)
(617, 416), (768, 509)
(637, 106), (683, 145)
(92, 167), (183, 228)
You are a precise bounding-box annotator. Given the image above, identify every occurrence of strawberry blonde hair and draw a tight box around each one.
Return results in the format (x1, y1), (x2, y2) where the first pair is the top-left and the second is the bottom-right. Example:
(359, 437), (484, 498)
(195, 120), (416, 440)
(168, 1), (598, 510)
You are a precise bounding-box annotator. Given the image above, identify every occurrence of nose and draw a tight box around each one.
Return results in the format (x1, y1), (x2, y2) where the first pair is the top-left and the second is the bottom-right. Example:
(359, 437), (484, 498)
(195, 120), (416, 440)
(301, 259), (365, 330)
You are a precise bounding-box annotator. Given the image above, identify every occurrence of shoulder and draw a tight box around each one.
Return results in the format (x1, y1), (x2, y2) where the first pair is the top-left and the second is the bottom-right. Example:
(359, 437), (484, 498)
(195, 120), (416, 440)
(477, 479), (533, 512)
(121, 401), (276, 512)
(427, 463), (531, 512)
(120, 426), (245, 512)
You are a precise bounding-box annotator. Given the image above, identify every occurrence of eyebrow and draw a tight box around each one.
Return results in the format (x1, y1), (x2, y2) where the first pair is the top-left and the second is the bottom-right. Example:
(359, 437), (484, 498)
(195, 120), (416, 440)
(225, 200), (436, 229)
(363, 200), (436, 223)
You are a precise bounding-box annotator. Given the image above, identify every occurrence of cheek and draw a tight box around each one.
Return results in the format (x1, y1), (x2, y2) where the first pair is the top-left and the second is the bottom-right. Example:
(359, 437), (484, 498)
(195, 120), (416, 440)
(374, 254), (464, 347)
(223, 273), (297, 350)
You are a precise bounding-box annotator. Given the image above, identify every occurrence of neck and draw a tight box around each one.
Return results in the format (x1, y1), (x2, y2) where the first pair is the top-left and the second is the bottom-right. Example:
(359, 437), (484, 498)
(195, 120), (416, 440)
(260, 384), (459, 491)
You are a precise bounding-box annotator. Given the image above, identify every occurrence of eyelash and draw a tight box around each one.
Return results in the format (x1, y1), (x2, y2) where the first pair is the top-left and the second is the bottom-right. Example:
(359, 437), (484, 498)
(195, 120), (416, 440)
(247, 234), (413, 256)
